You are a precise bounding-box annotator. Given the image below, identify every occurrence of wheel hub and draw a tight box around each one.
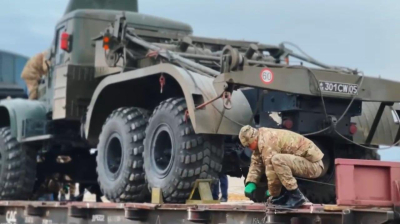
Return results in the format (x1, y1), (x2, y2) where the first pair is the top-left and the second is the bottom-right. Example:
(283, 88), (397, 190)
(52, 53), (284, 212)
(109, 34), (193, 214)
(151, 125), (174, 178)
(105, 133), (123, 179)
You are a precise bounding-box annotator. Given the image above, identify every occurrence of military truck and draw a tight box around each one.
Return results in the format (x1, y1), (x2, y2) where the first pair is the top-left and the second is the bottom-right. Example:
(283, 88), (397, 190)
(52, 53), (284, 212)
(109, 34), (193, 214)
(0, 0), (399, 204)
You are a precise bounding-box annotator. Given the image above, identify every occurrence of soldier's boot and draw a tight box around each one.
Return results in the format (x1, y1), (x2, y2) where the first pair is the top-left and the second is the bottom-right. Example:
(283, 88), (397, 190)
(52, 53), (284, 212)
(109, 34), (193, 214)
(271, 188), (288, 205)
(282, 188), (306, 208)
(271, 192), (289, 205)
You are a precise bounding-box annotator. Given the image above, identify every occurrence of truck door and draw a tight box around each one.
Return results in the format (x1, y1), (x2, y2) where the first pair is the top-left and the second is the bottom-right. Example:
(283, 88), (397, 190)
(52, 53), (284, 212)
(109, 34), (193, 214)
(40, 23), (68, 112)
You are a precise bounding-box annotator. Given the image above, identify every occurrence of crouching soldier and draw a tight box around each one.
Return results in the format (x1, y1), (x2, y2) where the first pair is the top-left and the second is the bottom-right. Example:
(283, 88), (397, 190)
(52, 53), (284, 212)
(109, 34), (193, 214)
(239, 125), (324, 208)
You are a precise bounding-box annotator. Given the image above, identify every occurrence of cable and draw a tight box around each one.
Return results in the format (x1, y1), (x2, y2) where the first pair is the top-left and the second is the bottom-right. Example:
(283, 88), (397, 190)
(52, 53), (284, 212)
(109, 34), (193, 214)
(131, 33), (247, 129)
(325, 71), (399, 150)
(296, 177), (335, 187)
(281, 65), (330, 137)
(337, 72), (365, 123)
(127, 28), (395, 150)
(125, 31), (244, 128)
(281, 41), (317, 63)
(284, 65), (329, 120)
(216, 105), (226, 133)
(303, 127), (330, 137)
(248, 92), (265, 125)
(281, 41), (353, 73)
(189, 43), (206, 56)
(335, 129), (400, 150)
(176, 61), (247, 129)
(179, 59), (361, 138)
(212, 61), (221, 68)
(283, 65), (365, 139)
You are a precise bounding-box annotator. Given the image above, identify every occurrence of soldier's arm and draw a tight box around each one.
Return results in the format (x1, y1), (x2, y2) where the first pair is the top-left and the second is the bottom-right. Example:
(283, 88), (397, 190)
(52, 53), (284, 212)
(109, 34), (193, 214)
(21, 53), (43, 80)
(245, 149), (264, 184)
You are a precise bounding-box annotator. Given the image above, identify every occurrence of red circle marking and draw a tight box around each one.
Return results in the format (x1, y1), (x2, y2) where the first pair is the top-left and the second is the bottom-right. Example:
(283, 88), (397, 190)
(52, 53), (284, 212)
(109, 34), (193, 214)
(260, 68), (274, 84)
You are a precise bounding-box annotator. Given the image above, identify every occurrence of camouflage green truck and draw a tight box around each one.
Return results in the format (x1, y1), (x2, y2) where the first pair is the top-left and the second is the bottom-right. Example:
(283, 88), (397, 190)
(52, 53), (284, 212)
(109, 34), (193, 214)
(0, 0), (399, 203)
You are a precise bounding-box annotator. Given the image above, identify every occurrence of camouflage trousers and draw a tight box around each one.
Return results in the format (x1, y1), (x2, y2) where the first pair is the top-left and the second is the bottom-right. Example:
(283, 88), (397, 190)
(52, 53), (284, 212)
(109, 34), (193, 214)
(271, 154), (324, 191)
(24, 79), (39, 100)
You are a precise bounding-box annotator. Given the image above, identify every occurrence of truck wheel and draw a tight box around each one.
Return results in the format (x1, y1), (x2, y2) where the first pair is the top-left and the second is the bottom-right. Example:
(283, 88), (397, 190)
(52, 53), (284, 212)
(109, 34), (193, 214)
(0, 127), (36, 200)
(144, 98), (224, 203)
(96, 107), (149, 202)
(299, 143), (380, 204)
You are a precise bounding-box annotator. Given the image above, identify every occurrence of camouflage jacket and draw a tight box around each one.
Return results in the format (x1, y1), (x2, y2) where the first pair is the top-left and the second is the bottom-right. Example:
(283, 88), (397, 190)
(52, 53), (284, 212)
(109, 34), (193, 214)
(21, 51), (49, 99)
(245, 128), (324, 196)
(21, 51), (49, 81)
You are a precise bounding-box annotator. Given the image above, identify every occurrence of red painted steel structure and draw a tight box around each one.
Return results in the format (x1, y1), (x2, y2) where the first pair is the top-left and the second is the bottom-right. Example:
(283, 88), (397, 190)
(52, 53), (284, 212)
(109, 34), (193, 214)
(335, 159), (400, 207)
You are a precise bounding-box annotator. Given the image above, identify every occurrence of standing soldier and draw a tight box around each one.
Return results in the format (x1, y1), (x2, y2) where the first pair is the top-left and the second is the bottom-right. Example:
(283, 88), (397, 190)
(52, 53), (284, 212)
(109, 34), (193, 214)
(212, 174), (229, 202)
(21, 51), (50, 100)
(239, 125), (324, 208)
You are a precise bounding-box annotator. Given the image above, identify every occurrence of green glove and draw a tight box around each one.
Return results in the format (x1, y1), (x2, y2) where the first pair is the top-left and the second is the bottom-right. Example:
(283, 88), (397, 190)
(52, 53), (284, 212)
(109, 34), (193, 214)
(244, 182), (257, 199)
(245, 182), (256, 194)
(265, 190), (271, 197)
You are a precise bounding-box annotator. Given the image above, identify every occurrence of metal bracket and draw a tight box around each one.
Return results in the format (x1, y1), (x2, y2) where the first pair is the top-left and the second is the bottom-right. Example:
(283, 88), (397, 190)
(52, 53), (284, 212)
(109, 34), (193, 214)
(394, 180), (400, 221)
(26, 205), (46, 217)
(22, 119), (47, 138)
(394, 205), (400, 222)
(394, 126), (400, 146)
(0, 206), (5, 215)
(187, 208), (211, 223)
(341, 209), (354, 224)
(186, 179), (220, 204)
(365, 102), (393, 145)
(125, 208), (149, 221)
(69, 206), (90, 218)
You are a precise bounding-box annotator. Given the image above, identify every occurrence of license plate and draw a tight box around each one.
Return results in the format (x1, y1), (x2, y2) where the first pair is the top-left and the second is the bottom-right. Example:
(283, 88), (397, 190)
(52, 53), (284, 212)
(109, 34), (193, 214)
(319, 81), (358, 95)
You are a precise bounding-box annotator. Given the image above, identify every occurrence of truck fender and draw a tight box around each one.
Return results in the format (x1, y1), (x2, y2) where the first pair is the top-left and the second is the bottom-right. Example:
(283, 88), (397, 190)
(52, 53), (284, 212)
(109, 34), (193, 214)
(0, 99), (47, 141)
(85, 63), (252, 143)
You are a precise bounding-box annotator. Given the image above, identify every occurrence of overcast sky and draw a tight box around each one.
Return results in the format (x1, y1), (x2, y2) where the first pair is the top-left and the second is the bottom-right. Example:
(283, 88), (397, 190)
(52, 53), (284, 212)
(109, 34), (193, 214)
(0, 0), (398, 160)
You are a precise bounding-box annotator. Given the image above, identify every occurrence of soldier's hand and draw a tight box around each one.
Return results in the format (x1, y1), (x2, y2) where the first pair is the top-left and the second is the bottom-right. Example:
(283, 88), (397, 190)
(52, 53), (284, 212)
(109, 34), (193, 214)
(244, 182), (257, 199)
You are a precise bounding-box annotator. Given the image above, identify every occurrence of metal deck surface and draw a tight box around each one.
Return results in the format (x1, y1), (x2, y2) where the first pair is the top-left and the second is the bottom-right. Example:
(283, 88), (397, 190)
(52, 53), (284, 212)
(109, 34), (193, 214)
(0, 201), (397, 224)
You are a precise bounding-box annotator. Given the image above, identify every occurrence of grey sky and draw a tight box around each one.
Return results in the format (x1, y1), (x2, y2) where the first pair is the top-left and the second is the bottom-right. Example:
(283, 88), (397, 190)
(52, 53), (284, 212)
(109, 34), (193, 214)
(0, 0), (398, 160)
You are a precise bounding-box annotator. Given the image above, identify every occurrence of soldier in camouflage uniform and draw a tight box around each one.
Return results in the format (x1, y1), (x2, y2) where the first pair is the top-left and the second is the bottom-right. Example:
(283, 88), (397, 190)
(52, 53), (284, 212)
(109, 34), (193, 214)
(239, 125), (324, 208)
(21, 51), (50, 100)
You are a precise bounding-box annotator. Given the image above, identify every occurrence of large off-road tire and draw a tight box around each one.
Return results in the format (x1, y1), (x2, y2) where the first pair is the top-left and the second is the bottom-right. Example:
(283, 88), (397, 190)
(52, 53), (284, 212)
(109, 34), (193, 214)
(299, 144), (380, 204)
(0, 127), (36, 200)
(96, 107), (149, 202)
(144, 98), (224, 203)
